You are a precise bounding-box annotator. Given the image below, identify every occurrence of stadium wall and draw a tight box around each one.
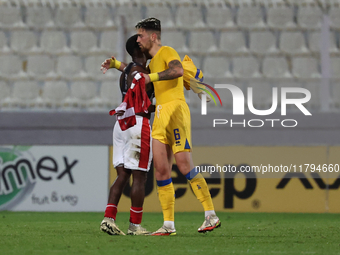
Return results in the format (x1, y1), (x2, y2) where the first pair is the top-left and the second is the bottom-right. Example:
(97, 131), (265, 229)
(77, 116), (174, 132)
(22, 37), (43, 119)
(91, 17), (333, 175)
(1, 111), (340, 146)
(1, 112), (340, 213)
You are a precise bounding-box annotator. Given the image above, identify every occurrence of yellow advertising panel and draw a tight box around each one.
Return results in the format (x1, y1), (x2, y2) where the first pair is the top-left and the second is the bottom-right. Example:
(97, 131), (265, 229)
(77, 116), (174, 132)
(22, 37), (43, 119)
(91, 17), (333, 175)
(327, 146), (340, 213)
(109, 146), (339, 213)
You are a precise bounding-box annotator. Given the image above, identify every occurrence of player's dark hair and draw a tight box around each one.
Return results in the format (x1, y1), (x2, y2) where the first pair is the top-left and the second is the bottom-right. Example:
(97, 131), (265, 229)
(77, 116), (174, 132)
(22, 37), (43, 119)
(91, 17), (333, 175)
(135, 17), (161, 31)
(126, 34), (141, 57)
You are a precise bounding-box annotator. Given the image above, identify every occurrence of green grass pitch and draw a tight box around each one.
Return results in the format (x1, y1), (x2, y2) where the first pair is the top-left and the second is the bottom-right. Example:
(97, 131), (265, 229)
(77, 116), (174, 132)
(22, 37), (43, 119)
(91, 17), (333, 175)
(1, 211), (339, 255)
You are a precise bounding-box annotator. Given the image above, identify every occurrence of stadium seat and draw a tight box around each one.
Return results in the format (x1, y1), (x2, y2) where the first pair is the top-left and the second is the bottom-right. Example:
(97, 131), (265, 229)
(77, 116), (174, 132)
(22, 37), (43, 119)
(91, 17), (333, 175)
(56, 55), (84, 79)
(0, 31), (10, 53)
(70, 31), (98, 55)
(42, 81), (69, 108)
(100, 30), (119, 55)
(162, 31), (188, 54)
(69, 81), (97, 108)
(303, 79), (321, 109)
(329, 7), (340, 30)
(54, 6), (85, 29)
(309, 31), (339, 54)
(10, 30), (39, 54)
(297, 5), (323, 30)
(246, 79), (274, 109)
(0, 54), (25, 79)
(40, 31), (70, 55)
(12, 81), (40, 108)
(233, 56), (261, 78)
(274, 79), (301, 89)
(249, 31), (278, 55)
(273, 79), (305, 108)
(206, 4), (234, 30)
(176, 5), (205, 30)
(262, 57), (291, 78)
(279, 31), (309, 55)
(0, 5), (26, 29)
(27, 55), (56, 79)
(292, 57), (321, 79)
(0, 81), (10, 105)
(100, 80), (121, 108)
(84, 6), (115, 29)
(214, 78), (242, 109)
(331, 80), (340, 108)
(139, 0), (163, 5)
(114, 5), (142, 30)
(237, 5), (265, 30)
(26, 6), (54, 29)
(85, 55), (110, 80)
(219, 31), (248, 55)
(267, 6), (296, 30)
(330, 57), (340, 79)
(146, 5), (174, 29)
(202, 56), (231, 79)
(166, 0), (192, 5)
(189, 31), (218, 55)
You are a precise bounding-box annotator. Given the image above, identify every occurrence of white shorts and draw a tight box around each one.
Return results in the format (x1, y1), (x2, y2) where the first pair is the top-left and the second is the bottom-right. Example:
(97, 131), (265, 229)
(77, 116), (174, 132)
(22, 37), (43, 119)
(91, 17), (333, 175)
(112, 115), (152, 171)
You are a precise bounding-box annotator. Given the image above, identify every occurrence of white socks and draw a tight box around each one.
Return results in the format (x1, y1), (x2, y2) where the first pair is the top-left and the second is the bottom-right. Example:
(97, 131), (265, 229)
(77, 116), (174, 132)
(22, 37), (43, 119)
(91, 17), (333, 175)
(164, 221), (175, 229)
(205, 210), (216, 218)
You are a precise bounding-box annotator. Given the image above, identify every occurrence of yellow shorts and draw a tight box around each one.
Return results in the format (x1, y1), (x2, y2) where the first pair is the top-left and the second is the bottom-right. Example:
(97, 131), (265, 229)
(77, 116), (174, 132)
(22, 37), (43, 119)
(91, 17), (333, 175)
(152, 99), (192, 154)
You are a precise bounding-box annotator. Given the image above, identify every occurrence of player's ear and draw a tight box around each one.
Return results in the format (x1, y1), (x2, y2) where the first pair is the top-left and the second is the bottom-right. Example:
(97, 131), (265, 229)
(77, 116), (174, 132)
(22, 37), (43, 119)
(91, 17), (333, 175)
(151, 32), (157, 42)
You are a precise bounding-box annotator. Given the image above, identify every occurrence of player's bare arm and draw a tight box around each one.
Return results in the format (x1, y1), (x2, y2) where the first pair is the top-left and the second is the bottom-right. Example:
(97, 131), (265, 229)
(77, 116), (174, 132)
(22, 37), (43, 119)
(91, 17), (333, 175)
(143, 60), (183, 84)
(127, 65), (149, 86)
(158, 60), (184, 81)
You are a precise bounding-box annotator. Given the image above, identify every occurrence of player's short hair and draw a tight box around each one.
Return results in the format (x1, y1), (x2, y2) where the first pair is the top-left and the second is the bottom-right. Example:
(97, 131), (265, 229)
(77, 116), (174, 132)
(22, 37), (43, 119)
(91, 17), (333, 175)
(126, 34), (141, 57)
(135, 17), (161, 32)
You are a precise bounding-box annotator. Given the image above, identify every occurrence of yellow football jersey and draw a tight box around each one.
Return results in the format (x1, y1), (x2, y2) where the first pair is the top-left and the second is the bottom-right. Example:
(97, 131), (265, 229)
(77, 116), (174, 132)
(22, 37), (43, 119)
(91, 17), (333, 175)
(148, 46), (185, 105)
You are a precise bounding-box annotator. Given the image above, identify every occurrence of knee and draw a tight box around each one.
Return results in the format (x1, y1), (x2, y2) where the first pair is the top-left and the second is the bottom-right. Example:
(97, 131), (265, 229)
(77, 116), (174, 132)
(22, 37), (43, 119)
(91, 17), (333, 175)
(176, 161), (191, 176)
(132, 172), (147, 185)
(155, 168), (171, 180)
(117, 171), (131, 183)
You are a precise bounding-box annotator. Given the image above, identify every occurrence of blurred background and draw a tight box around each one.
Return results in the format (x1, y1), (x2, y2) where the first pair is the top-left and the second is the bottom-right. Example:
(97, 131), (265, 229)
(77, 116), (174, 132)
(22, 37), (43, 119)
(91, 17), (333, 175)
(0, 0), (340, 213)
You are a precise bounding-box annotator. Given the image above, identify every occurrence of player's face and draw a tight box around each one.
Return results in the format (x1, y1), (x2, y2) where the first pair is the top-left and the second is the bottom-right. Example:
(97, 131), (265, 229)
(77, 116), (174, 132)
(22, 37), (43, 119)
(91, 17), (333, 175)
(136, 28), (153, 53)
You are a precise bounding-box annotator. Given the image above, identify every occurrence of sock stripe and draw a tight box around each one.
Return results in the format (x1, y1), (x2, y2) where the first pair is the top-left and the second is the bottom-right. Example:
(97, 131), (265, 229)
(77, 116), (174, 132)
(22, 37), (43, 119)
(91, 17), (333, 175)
(185, 167), (199, 180)
(106, 205), (117, 208)
(130, 208), (143, 213)
(157, 178), (172, 187)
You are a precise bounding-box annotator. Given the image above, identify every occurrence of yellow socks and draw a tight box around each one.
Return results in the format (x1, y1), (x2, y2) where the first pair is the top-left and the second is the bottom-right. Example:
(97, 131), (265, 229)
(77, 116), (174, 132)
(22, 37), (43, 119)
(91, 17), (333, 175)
(186, 170), (214, 211)
(157, 178), (175, 222)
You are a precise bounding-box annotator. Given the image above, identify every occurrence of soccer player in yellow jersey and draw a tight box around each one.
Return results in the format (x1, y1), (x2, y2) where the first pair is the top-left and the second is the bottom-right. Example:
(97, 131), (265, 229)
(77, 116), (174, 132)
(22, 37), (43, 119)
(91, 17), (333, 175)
(137, 17), (221, 236)
(102, 17), (221, 236)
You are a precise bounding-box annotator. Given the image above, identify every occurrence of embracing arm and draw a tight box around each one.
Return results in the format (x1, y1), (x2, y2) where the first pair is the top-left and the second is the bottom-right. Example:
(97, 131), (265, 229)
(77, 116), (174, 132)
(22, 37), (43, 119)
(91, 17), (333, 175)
(144, 59), (183, 84)
(158, 59), (184, 80)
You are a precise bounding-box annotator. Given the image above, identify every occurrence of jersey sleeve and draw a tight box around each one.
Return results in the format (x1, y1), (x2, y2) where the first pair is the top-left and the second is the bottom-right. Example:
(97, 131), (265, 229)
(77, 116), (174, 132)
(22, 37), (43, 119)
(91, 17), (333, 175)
(162, 46), (181, 65)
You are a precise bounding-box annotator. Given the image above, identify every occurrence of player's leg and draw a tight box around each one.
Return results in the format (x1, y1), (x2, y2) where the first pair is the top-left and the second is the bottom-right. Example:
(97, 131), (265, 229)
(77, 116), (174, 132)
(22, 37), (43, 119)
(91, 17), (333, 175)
(172, 101), (220, 233)
(151, 138), (176, 236)
(125, 116), (153, 235)
(175, 151), (215, 213)
(101, 166), (131, 236)
(174, 151), (220, 232)
(106, 166), (131, 215)
(127, 170), (150, 235)
(101, 122), (129, 235)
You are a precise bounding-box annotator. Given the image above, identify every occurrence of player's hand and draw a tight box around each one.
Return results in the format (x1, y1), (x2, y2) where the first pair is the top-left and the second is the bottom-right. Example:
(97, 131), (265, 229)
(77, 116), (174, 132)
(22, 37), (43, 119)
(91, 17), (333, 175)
(100, 56), (115, 74)
(143, 73), (151, 85)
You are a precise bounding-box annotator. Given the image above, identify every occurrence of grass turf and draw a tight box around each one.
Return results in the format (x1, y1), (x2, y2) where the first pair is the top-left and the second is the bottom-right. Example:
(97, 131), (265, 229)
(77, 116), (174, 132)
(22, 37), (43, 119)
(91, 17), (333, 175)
(0, 212), (339, 255)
